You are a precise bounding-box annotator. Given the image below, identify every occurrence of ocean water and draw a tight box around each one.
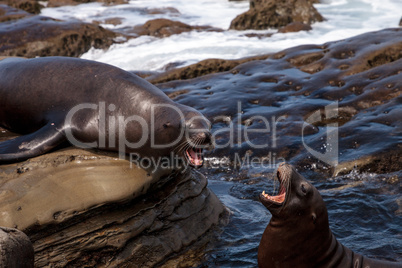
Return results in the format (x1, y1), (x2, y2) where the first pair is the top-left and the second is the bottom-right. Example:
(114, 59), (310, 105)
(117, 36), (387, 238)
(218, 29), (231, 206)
(206, 168), (402, 266)
(39, 0), (402, 266)
(41, 0), (402, 71)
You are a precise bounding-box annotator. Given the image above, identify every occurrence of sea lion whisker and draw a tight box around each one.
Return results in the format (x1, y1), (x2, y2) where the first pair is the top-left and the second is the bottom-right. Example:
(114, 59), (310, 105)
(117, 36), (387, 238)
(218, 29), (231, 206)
(174, 139), (189, 151)
(174, 140), (185, 151)
(175, 141), (191, 154)
(175, 145), (187, 155)
(193, 137), (203, 148)
(187, 137), (200, 148)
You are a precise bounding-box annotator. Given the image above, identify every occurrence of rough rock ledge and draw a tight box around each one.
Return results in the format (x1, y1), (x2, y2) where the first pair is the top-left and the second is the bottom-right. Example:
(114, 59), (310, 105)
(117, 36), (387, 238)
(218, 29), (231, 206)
(0, 4), (116, 58)
(0, 145), (226, 267)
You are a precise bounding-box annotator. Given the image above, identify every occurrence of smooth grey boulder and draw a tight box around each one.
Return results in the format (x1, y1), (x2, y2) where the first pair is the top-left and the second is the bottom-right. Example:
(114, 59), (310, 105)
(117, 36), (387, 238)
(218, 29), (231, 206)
(0, 227), (34, 268)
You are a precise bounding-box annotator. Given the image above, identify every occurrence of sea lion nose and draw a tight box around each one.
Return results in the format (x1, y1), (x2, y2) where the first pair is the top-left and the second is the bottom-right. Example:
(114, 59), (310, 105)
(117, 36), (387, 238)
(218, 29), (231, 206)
(201, 131), (212, 144)
(189, 131), (213, 147)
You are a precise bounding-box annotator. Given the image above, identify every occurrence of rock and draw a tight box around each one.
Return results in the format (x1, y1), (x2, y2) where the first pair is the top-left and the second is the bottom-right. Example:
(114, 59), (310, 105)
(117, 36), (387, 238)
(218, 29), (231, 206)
(2, 0), (42, 14)
(155, 28), (402, 175)
(145, 54), (271, 84)
(0, 4), (30, 22)
(243, 32), (274, 38)
(130, 18), (222, 38)
(0, 227), (34, 268)
(0, 5), (116, 57)
(278, 21), (312, 33)
(94, 0), (128, 4)
(47, 0), (128, 7)
(147, 7), (180, 15)
(0, 144), (226, 267)
(333, 149), (402, 176)
(132, 18), (192, 38)
(230, 0), (324, 30)
(93, 17), (123, 26)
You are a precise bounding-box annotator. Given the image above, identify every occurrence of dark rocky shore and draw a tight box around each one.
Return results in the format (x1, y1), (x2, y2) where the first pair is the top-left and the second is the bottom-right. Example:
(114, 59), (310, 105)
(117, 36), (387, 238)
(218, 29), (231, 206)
(0, 0), (401, 267)
(0, 0), (323, 58)
(0, 4), (117, 57)
(156, 28), (402, 177)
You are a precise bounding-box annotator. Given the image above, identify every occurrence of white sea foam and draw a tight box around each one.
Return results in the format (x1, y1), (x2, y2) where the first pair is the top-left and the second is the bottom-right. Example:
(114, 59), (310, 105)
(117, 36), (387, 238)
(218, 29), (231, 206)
(40, 0), (402, 71)
(41, 0), (249, 29)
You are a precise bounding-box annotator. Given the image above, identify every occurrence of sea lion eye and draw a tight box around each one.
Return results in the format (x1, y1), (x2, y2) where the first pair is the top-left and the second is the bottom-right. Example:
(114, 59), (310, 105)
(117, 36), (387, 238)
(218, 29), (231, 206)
(301, 184), (307, 194)
(163, 123), (169, 129)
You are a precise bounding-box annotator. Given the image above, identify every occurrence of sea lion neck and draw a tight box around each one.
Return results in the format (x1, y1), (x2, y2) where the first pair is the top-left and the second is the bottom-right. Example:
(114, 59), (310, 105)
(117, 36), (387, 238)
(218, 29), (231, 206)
(259, 164), (402, 268)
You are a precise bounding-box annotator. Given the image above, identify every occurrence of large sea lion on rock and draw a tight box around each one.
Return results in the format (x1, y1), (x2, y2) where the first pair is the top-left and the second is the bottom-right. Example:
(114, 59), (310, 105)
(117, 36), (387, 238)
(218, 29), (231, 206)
(0, 57), (212, 167)
(258, 163), (401, 268)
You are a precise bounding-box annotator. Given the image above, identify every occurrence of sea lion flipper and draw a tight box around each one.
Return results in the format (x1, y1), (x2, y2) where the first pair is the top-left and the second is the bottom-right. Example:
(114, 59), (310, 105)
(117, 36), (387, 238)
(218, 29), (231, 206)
(0, 124), (66, 163)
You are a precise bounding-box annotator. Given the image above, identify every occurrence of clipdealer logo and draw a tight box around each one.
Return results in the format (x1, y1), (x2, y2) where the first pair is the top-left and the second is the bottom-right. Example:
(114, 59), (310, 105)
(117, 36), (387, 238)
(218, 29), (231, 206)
(63, 101), (340, 170)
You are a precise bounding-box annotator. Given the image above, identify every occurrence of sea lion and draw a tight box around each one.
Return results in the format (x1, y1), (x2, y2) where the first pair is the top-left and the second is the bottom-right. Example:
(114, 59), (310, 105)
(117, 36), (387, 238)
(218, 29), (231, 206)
(0, 57), (212, 167)
(258, 162), (400, 268)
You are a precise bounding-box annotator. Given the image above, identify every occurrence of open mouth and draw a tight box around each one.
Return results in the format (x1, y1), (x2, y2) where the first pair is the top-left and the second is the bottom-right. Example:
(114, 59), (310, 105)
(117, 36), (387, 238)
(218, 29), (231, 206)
(260, 169), (287, 205)
(185, 147), (204, 168)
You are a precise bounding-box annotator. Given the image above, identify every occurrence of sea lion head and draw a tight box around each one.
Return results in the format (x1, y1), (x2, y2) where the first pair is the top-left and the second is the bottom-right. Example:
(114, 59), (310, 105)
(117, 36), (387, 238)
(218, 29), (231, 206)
(258, 162), (331, 266)
(178, 106), (213, 168)
(259, 163), (327, 219)
(150, 103), (212, 168)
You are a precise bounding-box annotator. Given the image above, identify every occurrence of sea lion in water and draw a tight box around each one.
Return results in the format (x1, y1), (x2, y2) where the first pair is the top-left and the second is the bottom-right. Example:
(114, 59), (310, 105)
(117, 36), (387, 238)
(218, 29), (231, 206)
(0, 57), (211, 167)
(258, 163), (400, 268)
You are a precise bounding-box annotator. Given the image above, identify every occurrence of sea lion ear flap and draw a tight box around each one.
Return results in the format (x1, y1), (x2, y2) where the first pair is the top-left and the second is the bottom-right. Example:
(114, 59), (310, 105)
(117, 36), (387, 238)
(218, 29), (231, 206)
(312, 213), (317, 224)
